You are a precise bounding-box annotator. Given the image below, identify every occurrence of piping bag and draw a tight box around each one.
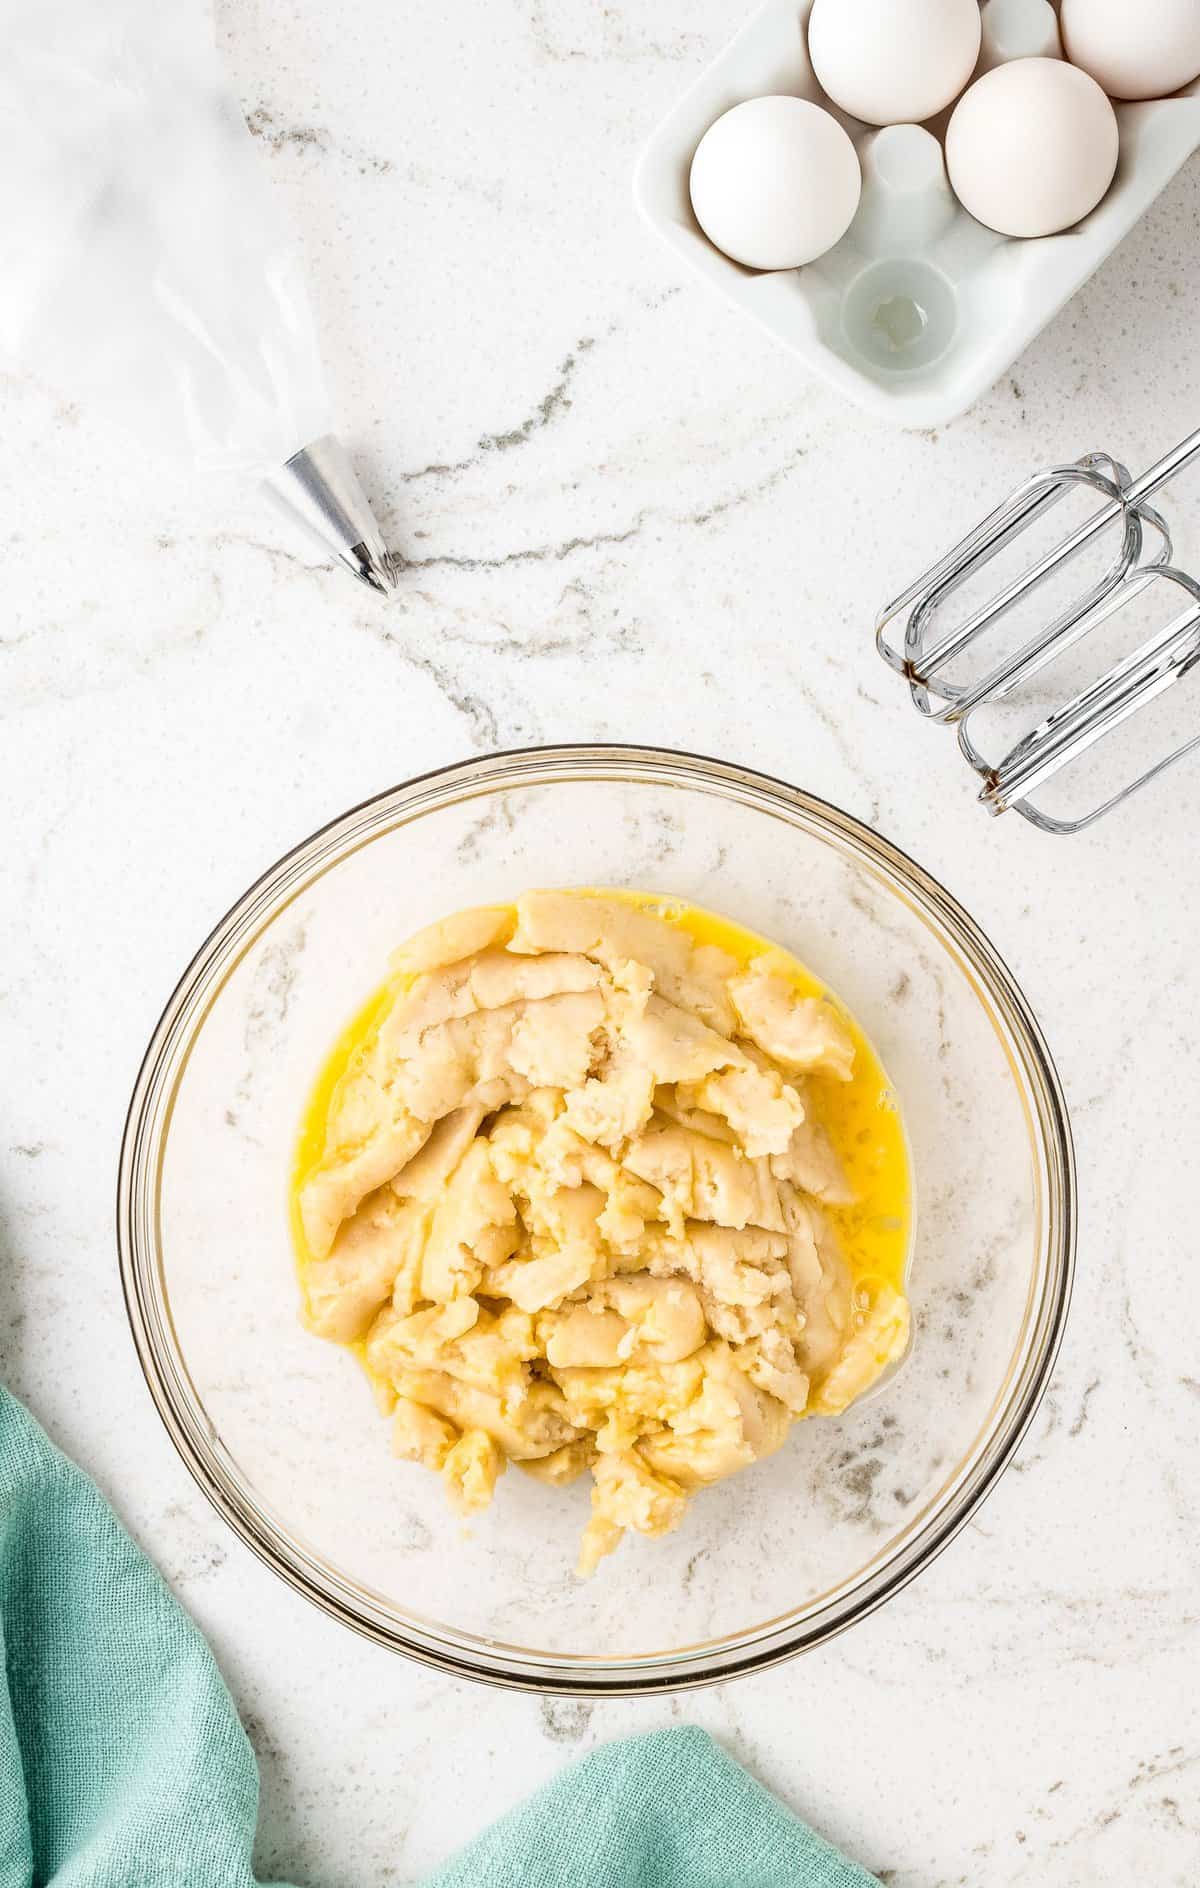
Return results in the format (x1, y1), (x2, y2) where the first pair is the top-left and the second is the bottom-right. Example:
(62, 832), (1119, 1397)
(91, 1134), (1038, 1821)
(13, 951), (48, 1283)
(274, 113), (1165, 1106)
(0, 0), (396, 593)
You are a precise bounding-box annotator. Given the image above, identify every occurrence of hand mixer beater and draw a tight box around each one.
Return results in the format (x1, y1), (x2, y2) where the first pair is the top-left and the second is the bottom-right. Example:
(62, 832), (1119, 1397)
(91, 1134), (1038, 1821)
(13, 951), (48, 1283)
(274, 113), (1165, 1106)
(877, 425), (1200, 833)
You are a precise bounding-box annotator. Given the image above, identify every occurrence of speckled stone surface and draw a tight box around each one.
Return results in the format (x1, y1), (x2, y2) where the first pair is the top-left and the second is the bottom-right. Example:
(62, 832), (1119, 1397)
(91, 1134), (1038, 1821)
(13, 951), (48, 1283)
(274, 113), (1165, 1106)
(2, 3), (1199, 1882)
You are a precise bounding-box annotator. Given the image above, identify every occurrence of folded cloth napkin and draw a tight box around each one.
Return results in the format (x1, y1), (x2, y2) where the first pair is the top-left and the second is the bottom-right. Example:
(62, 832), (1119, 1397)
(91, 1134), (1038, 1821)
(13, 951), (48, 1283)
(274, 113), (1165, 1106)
(0, 1386), (880, 1887)
(425, 1725), (880, 1888)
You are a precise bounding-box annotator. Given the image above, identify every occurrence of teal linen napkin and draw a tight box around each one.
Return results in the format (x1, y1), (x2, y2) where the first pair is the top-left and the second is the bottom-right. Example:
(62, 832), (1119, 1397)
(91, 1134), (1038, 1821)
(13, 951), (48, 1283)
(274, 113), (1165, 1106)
(0, 1386), (288, 1888)
(0, 1386), (880, 1887)
(425, 1725), (881, 1888)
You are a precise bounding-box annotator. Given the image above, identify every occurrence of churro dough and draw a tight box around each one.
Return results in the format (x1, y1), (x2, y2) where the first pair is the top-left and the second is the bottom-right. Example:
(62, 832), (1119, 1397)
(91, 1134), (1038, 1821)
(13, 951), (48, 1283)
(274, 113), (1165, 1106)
(293, 890), (911, 1574)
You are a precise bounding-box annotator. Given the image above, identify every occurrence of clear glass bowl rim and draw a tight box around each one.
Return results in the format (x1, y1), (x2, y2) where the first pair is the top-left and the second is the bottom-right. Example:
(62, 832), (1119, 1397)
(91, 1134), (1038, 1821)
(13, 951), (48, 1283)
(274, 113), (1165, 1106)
(117, 743), (1076, 1696)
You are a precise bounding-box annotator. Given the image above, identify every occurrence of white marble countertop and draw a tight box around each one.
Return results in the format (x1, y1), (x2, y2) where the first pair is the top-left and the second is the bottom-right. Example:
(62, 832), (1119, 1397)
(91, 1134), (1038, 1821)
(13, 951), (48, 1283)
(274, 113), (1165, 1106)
(3, 2), (1199, 1881)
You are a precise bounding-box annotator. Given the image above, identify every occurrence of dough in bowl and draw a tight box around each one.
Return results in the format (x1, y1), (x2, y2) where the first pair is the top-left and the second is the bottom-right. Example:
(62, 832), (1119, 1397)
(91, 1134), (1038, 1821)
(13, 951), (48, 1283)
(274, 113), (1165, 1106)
(292, 890), (911, 1573)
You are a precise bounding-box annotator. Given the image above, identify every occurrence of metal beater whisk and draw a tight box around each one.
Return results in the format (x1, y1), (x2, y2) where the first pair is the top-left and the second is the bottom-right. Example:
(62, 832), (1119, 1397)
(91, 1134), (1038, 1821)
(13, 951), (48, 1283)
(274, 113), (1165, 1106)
(876, 426), (1200, 833)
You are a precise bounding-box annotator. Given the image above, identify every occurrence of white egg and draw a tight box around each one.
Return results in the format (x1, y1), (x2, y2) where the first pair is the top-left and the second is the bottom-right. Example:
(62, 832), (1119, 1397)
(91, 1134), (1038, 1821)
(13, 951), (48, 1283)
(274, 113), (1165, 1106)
(1062, 0), (1200, 101)
(689, 97), (861, 271)
(807, 0), (982, 126)
(946, 57), (1119, 237)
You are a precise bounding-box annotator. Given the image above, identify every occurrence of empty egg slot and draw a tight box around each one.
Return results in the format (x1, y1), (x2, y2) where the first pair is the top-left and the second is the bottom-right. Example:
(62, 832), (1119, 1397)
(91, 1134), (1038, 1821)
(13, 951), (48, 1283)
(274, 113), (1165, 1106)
(841, 258), (960, 375)
(976, 0), (1062, 73)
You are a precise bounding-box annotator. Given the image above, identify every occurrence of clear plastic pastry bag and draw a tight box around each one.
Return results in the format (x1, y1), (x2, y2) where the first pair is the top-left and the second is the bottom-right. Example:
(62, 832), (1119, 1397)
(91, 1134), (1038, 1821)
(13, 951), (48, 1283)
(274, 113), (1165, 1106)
(0, 0), (395, 587)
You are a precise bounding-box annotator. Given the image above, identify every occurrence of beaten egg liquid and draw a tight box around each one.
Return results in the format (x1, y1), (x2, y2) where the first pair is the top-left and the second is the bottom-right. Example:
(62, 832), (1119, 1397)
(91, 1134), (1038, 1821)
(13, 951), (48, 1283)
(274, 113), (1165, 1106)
(291, 890), (912, 1324)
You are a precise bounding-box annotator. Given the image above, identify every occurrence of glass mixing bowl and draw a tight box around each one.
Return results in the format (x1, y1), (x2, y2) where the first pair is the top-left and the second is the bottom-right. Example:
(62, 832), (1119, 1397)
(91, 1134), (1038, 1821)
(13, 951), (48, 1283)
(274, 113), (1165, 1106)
(118, 746), (1075, 1694)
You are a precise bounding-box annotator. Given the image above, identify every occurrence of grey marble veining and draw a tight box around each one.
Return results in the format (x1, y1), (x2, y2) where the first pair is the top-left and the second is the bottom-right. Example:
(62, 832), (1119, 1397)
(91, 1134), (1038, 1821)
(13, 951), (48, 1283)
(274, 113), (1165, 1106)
(2, 0), (1199, 1880)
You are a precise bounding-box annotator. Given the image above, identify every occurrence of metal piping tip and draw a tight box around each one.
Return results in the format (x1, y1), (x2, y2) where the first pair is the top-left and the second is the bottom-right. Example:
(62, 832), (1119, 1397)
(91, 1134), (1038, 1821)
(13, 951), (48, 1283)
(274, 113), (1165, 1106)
(262, 433), (398, 593)
(347, 539), (398, 594)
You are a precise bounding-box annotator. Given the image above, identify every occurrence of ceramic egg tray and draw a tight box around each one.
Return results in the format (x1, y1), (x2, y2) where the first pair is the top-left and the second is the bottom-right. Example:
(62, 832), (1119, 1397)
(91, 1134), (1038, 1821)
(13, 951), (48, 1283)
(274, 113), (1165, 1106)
(634, 0), (1200, 427)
